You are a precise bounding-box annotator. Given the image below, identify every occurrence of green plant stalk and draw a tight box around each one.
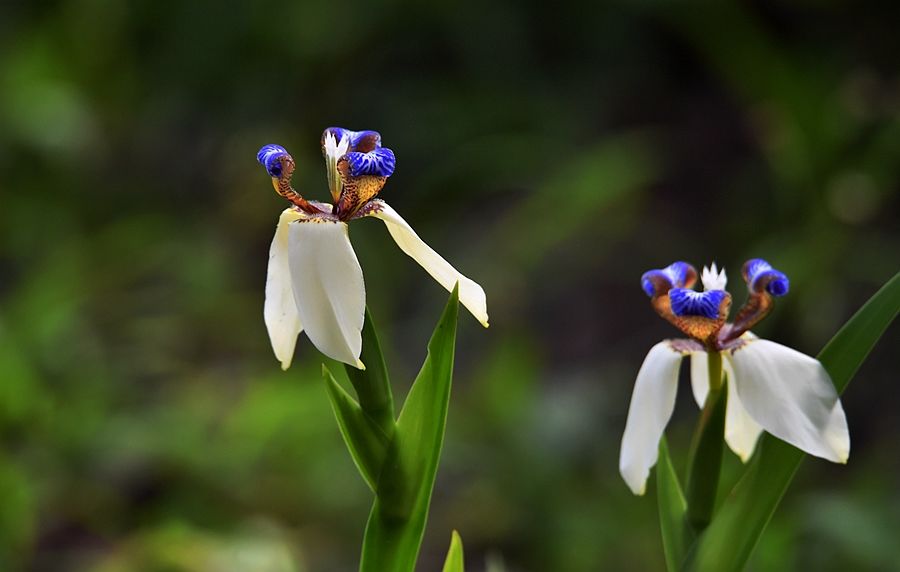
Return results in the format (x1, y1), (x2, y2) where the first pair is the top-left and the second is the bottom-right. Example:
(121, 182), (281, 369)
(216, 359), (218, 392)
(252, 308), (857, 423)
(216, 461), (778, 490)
(683, 350), (726, 533)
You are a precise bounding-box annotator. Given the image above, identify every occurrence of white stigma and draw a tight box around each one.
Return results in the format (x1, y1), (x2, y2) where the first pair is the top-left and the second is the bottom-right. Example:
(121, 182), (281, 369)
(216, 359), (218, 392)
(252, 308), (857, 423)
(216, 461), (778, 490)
(701, 263), (728, 291)
(324, 133), (351, 202)
(324, 132), (350, 161)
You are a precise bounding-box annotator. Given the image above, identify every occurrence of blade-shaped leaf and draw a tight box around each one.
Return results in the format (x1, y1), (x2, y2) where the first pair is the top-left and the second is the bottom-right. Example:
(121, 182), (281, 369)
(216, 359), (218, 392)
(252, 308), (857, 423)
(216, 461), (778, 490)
(691, 272), (900, 572)
(441, 530), (465, 572)
(345, 307), (396, 433)
(359, 286), (460, 572)
(323, 365), (394, 492)
(657, 438), (694, 572)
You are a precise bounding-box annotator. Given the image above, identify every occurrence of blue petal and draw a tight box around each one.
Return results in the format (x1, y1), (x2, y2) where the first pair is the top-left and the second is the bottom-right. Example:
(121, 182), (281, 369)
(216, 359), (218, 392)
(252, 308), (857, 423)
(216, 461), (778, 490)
(743, 258), (790, 297)
(766, 274), (789, 296)
(669, 288), (727, 319)
(324, 127), (382, 152)
(641, 273), (661, 297)
(664, 261), (695, 287)
(640, 261), (697, 297)
(344, 148), (396, 177)
(257, 144), (289, 177)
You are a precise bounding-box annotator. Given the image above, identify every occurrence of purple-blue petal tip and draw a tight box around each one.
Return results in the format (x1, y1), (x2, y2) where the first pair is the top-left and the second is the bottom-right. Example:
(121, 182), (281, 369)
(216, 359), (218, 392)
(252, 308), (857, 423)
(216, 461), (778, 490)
(743, 258), (789, 297)
(670, 288), (727, 319)
(345, 147), (396, 177)
(324, 127), (382, 152)
(641, 275), (657, 297)
(257, 144), (289, 177)
(766, 273), (790, 297)
(640, 261), (697, 297)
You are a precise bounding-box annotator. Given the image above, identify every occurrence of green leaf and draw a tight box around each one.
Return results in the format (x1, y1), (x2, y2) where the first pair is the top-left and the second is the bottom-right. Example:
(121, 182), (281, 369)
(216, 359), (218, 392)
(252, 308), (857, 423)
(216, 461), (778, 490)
(322, 365), (394, 492)
(684, 353), (727, 533)
(345, 307), (396, 433)
(359, 286), (460, 572)
(441, 530), (465, 572)
(656, 438), (694, 572)
(691, 272), (900, 572)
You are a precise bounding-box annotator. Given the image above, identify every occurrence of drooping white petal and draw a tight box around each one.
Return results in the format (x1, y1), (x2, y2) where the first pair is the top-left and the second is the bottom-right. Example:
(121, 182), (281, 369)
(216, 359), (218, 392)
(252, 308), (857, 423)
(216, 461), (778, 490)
(727, 339), (850, 463)
(265, 208), (306, 370)
(689, 350), (762, 461)
(367, 201), (489, 327)
(288, 218), (366, 369)
(619, 341), (685, 495)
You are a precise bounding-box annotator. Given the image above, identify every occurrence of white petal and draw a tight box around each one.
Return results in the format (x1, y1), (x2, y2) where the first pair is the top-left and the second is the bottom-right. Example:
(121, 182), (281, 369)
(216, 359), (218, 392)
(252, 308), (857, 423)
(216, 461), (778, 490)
(728, 339), (849, 463)
(288, 218), (366, 369)
(367, 201), (489, 327)
(265, 208), (305, 370)
(723, 371), (763, 462)
(689, 350), (709, 407)
(690, 351), (762, 462)
(619, 341), (685, 495)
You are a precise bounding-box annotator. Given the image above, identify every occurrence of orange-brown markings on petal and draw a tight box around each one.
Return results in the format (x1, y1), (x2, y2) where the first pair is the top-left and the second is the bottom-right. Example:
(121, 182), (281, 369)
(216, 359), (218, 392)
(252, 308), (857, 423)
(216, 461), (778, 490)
(350, 199), (386, 219)
(652, 292), (731, 348)
(722, 292), (772, 344)
(721, 336), (749, 353)
(644, 274), (674, 298)
(682, 266), (699, 290)
(351, 133), (380, 153)
(334, 158), (387, 221)
(668, 338), (705, 354)
(299, 216), (339, 224)
(271, 155), (321, 215)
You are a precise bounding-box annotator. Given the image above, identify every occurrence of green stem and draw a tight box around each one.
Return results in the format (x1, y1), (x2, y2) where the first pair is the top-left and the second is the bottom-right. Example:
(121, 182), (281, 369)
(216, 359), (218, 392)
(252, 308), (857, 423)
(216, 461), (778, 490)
(684, 350), (727, 532)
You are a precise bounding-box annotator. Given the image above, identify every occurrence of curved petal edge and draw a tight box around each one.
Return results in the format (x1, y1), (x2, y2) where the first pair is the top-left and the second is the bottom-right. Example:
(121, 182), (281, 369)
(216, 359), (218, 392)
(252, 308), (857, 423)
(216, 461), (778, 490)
(728, 339), (849, 463)
(619, 341), (685, 495)
(265, 208), (305, 370)
(367, 200), (489, 327)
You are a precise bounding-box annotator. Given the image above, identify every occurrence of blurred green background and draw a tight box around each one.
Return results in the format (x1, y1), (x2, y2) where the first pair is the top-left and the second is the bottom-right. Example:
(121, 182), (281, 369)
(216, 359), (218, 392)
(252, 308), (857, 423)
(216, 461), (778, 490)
(1, 0), (898, 570)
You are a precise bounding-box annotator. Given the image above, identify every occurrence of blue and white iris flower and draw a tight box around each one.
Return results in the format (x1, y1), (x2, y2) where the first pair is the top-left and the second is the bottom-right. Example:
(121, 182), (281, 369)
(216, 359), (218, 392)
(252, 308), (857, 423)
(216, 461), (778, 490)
(258, 128), (489, 370)
(619, 260), (850, 495)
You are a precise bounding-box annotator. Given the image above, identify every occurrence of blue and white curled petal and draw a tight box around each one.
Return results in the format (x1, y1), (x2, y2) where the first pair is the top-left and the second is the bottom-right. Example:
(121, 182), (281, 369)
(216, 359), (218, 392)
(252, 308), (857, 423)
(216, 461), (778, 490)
(257, 144), (289, 177)
(743, 258), (790, 297)
(323, 127), (382, 152)
(344, 148), (396, 178)
(640, 261), (697, 297)
(669, 288), (728, 319)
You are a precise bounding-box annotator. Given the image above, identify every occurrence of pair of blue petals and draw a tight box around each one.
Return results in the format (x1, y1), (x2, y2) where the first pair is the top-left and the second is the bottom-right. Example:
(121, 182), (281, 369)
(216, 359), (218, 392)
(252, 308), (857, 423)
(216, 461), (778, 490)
(642, 260), (789, 319)
(257, 127), (396, 180)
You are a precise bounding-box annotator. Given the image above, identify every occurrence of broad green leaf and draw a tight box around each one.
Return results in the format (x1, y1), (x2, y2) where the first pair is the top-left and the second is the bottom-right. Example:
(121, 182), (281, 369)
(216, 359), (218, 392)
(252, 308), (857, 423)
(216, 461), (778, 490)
(345, 307), (396, 433)
(684, 355), (727, 532)
(657, 438), (693, 572)
(322, 365), (394, 492)
(359, 286), (460, 572)
(692, 272), (900, 572)
(441, 530), (465, 572)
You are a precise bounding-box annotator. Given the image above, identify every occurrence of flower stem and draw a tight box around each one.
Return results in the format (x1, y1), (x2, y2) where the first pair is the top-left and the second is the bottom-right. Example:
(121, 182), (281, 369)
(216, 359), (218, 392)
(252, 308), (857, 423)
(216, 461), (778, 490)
(684, 351), (727, 532)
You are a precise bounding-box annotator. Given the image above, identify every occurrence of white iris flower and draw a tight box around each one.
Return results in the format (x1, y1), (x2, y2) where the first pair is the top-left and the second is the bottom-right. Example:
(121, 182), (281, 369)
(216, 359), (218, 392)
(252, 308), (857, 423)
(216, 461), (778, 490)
(257, 129), (488, 370)
(619, 259), (849, 495)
